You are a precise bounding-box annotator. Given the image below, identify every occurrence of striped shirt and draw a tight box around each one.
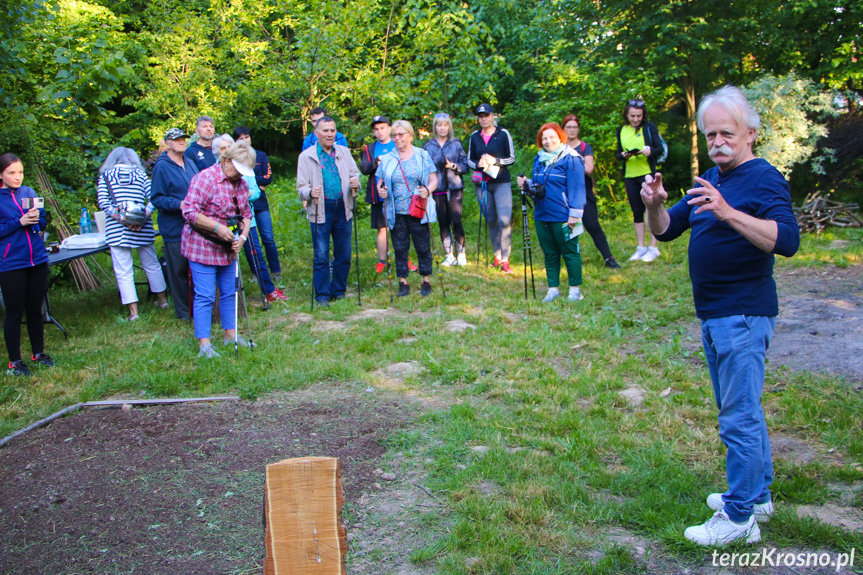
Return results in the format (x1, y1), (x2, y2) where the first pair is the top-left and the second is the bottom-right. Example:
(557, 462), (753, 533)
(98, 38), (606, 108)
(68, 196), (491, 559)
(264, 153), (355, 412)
(180, 163), (252, 266)
(96, 166), (156, 248)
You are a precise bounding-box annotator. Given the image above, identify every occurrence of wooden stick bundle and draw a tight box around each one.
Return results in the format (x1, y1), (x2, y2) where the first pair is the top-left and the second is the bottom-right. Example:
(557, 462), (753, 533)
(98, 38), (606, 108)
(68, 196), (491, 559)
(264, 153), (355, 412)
(794, 191), (862, 235)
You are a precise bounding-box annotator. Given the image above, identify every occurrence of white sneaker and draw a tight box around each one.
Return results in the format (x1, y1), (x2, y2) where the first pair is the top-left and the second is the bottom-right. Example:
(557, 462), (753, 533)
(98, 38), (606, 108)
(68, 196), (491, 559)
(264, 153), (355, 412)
(542, 288), (560, 303)
(684, 510), (761, 546)
(441, 254), (456, 267)
(568, 287), (584, 301)
(707, 493), (774, 523)
(628, 246), (649, 261)
(198, 343), (221, 359)
(456, 252), (467, 266)
(641, 246), (661, 262)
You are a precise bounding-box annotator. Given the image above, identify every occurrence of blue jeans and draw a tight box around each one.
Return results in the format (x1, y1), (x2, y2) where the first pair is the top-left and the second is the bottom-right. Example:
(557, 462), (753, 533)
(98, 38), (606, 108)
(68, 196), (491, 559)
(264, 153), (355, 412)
(243, 226), (275, 294)
(189, 260), (237, 340)
(702, 315), (776, 523)
(312, 198), (351, 302)
(254, 210), (281, 274)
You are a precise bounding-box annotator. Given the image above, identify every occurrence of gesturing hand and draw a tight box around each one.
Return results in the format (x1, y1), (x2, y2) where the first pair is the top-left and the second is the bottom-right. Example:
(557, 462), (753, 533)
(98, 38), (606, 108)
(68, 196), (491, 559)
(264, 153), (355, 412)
(686, 176), (730, 219)
(640, 173), (668, 208)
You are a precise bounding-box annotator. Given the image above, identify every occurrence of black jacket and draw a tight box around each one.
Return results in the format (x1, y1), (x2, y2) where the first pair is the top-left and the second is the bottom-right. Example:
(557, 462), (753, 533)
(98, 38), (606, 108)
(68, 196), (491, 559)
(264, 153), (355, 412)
(360, 140), (386, 204)
(466, 126), (516, 184)
(615, 121), (663, 175)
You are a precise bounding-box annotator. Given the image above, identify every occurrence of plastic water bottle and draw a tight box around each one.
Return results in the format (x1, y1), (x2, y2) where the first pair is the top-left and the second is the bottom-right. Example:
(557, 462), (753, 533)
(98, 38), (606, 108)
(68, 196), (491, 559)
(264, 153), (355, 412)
(79, 207), (91, 235)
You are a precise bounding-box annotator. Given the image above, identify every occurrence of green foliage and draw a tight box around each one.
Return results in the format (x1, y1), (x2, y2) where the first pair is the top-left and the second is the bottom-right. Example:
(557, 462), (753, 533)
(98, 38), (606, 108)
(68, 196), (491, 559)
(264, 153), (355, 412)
(743, 74), (839, 178)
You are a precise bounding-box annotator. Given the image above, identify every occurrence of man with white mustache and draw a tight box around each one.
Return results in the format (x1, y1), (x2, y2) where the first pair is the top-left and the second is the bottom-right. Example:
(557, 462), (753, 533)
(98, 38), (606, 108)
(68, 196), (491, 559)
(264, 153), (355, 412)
(641, 85), (800, 546)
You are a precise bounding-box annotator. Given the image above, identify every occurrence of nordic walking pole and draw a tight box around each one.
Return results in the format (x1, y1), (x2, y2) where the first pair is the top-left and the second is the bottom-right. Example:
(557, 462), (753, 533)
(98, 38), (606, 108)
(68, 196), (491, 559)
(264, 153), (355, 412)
(483, 180), (490, 268)
(519, 173), (536, 300)
(234, 256), (240, 358)
(426, 199), (446, 298)
(247, 232), (269, 310)
(237, 257), (255, 351)
(380, 179), (394, 303)
(352, 197), (362, 306)
(475, 181), (485, 270)
(309, 189), (320, 312)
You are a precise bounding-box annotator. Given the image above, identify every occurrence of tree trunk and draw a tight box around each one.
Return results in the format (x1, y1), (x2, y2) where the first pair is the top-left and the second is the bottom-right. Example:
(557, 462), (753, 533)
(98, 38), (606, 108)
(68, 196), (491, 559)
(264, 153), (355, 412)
(683, 75), (699, 183)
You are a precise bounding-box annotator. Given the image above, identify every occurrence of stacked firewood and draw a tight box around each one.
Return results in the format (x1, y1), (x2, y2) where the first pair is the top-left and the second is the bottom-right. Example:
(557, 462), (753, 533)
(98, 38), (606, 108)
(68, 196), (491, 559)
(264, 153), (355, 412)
(795, 192), (862, 234)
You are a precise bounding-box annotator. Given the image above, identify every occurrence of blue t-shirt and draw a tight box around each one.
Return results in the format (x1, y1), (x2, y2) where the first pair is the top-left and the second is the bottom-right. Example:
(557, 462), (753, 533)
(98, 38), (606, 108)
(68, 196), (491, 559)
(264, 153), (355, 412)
(656, 158), (800, 319)
(375, 140), (395, 160)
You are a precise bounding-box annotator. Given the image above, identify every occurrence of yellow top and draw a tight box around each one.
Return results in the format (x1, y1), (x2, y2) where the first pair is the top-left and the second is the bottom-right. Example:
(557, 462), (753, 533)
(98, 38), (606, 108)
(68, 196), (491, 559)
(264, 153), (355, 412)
(620, 125), (651, 178)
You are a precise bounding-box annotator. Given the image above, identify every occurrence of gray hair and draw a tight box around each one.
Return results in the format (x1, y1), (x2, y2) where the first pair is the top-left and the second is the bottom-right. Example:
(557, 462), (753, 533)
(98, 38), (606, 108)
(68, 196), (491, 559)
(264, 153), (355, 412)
(697, 85), (761, 135)
(221, 140), (256, 171)
(99, 147), (144, 174)
(196, 116), (215, 127)
(211, 133), (235, 160)
(391, 119), (415, 139)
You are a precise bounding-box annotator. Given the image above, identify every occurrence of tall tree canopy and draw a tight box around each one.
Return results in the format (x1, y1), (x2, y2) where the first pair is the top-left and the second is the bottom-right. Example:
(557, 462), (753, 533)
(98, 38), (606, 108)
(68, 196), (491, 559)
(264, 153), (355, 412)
(1, 0), (859, 219)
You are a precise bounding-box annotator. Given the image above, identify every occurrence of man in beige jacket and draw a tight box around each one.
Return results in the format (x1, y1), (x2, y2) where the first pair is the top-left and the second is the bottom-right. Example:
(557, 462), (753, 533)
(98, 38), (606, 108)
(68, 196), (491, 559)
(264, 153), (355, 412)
(297, 116), (360, 307)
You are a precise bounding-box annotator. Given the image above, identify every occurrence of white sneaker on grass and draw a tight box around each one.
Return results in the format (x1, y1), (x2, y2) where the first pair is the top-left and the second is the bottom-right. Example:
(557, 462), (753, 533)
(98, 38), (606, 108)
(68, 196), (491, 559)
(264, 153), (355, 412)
(641, 246), (661, 262)
(441, 254), (456, 267)
(542, 288), (560, 303)
(198, 343), (221, 359)
(684, 510), (761, 546)
(628, 246), (649, 261)
(707, 493), (774, 523)
(456, 252), (467, 266)
(568, 287), (584, 301)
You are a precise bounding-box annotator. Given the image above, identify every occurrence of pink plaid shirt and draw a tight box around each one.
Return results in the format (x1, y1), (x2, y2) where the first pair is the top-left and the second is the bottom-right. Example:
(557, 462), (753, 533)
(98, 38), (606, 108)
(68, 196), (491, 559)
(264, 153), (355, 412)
(181, 163), (252, 266)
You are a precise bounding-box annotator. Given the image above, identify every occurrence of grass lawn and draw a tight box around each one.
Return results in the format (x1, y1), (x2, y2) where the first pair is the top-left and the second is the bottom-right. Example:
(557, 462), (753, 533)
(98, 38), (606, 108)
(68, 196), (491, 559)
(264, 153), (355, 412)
(2, 174), (862, 573)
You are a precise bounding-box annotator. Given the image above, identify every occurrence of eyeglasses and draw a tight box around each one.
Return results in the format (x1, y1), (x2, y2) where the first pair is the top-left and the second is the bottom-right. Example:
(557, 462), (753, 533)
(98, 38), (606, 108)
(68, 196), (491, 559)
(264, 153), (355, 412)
(564, 124), (579, 130)
(628, 99), (645, 108)
(391, 132), (409, 138)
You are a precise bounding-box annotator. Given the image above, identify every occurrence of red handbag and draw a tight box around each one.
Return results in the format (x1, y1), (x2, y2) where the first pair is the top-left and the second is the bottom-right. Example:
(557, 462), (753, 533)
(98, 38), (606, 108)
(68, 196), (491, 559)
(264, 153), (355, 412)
(398, 160), (427, 219)
(408, 195), (426, 219)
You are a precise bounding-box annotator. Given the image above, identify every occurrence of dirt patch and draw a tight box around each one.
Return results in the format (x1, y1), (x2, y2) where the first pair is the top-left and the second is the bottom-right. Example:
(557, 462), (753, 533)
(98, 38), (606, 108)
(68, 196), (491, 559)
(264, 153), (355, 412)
(682, 264), (863, 382)
(770, 434), (820, 464)
(797, 503), (863, 533)
(0, 385), (422, 575)
(444, 319), (476, 333)
(769, 265), (863, 382)
(618, 385), (647, 408)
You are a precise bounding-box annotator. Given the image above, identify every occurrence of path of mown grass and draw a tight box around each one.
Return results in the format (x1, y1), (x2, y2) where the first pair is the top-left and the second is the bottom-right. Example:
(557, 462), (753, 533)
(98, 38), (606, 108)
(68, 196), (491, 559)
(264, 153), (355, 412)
(2, 176), (862, 573)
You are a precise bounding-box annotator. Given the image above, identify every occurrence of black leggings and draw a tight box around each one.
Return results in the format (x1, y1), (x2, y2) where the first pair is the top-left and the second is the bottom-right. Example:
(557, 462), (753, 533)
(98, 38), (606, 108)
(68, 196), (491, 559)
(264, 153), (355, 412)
(0, 262), (49, 363)
(582, 179), (614, 261)
(433, 190), (465, 254)
(391, 214), (433, 278)
(625, 175), (649, 224)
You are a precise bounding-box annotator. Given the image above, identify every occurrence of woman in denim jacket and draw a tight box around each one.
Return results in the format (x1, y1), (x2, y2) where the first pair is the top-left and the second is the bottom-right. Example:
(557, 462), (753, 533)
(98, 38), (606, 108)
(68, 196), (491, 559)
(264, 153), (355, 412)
(376, 121), (439, 297)
(422, 113), (469, 266)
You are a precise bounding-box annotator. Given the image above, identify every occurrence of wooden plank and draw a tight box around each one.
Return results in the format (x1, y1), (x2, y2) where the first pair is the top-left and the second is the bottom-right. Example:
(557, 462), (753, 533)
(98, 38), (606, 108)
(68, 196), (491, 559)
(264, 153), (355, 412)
(264, 457), (347, 575)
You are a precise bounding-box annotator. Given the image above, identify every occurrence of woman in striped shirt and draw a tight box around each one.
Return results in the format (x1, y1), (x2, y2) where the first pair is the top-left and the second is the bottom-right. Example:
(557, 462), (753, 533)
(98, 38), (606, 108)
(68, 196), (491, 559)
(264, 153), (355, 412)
(97, 147), (168, 320)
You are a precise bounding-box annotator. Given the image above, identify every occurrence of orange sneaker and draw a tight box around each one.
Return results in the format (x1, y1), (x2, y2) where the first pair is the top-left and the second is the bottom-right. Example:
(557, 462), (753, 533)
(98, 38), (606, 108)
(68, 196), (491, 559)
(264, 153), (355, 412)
(500, 261), (513, 274)
(492, 257), (502, 268)
(375, 261), (386, 274)
(408, 260), (418, 272)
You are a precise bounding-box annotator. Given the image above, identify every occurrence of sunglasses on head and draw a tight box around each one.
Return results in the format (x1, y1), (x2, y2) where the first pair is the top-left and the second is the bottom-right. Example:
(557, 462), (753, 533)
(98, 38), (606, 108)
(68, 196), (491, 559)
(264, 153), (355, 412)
(628, 99), (645, 108)
(435, 113), (450, 119)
